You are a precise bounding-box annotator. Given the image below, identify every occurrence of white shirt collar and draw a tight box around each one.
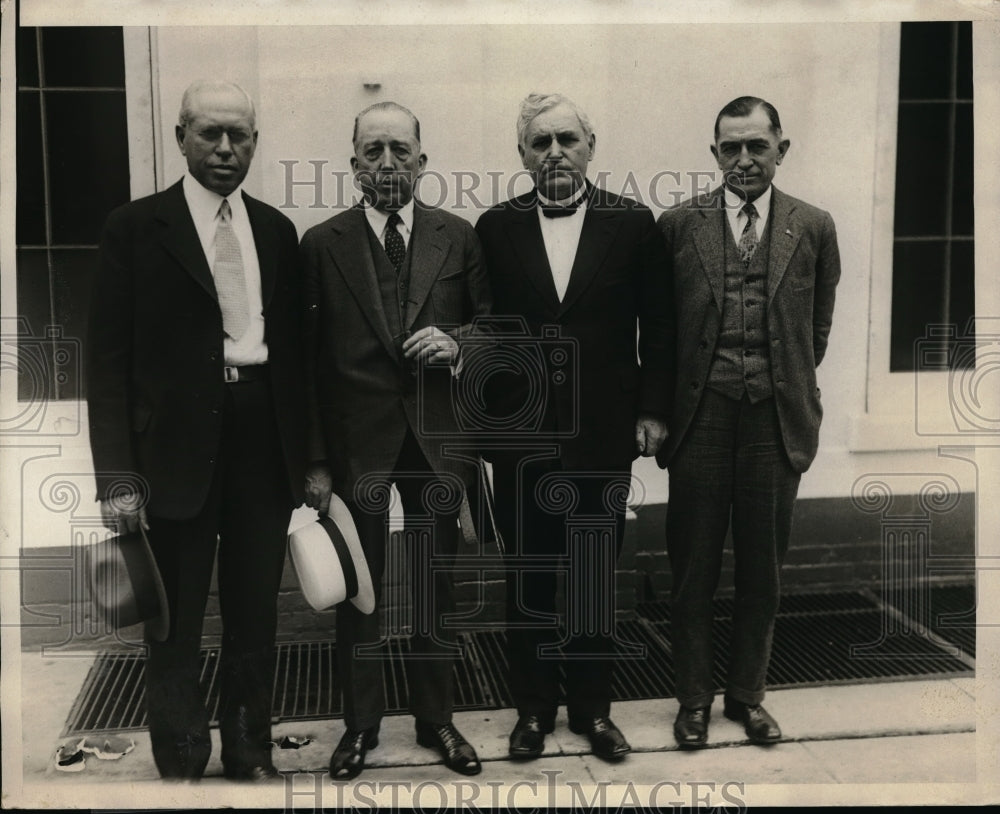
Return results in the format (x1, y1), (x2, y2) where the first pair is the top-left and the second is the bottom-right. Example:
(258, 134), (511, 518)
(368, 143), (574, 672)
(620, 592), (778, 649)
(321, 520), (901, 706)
(363, 198), (415, 241)
(723, 184), (772, 224)
(182, 171), (246, 223)
(536, 182), (589, 208)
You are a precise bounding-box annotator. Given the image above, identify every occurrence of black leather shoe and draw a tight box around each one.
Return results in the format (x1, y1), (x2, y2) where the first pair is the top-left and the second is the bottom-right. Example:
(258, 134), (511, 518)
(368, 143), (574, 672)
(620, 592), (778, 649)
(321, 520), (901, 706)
(508, 714), (554, 759)
(223, 763), (280, 782)
(415, 720), (481, 775)
(329, 726), (379, 780)
(568, 716), (631, 761)
(723, 699), (782, 744)
(673, 705), (711, 749)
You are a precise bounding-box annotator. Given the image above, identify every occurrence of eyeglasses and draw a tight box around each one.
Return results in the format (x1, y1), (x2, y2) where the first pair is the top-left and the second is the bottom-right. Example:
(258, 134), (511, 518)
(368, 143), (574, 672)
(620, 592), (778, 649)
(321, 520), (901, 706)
(190, 127), (254, 146)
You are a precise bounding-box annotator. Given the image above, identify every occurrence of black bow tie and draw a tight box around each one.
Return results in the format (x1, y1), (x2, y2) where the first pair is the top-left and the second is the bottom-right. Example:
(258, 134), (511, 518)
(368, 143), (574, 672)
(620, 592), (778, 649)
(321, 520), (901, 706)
(539, 194), (585, 218)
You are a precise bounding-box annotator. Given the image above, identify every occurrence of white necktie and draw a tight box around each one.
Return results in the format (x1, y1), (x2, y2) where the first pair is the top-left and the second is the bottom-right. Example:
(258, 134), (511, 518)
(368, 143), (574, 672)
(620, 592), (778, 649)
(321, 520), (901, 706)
(214, 199), (249, 341)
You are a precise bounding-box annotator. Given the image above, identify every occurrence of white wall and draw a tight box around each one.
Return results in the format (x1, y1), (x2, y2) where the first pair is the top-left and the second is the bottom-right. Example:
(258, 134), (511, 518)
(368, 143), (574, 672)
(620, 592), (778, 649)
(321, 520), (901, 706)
(15, 22), (978, 557)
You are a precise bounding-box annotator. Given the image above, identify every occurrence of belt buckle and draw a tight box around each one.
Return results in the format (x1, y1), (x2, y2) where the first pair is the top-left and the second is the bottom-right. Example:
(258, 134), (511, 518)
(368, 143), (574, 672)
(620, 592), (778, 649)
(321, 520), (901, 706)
(224, 366), (239, 383)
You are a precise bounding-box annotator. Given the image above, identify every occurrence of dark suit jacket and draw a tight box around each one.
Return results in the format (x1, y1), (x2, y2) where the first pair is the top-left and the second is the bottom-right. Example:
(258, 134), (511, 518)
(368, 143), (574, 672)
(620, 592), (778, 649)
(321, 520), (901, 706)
(655, 185), (841, 474)
(87, 179), (307, 518)
(475, 186), (673, 471)
(300, 203), (492, 494)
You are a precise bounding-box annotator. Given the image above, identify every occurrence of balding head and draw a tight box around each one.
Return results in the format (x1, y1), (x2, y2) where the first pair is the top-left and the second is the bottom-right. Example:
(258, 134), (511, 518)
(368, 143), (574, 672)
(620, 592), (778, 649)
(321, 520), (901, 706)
(178, 80), (256, 130)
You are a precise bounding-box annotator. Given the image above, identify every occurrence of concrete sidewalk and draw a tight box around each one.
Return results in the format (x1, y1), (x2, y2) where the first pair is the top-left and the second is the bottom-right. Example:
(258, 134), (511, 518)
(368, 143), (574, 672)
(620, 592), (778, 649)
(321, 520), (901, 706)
(4, 647), (993, 808)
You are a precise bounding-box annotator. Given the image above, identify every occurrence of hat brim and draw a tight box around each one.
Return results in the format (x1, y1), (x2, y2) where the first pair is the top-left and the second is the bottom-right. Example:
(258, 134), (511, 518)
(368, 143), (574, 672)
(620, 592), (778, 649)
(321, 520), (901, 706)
(289, 494), (375, 615)
(88, 527), (170, 642)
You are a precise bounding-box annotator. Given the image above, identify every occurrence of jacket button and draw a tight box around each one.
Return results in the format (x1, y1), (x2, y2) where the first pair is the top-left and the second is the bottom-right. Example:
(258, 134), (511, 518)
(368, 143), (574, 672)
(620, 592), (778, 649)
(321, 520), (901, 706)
(690, 381), (699, 389)
(699, 341), (708, 349)
(209, 351), (218, 361)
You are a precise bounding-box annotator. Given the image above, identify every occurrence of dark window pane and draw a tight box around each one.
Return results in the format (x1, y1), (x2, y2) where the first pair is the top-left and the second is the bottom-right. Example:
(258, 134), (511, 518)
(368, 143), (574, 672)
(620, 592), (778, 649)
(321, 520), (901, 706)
(51, 249), (98, 400)
(17, 91), (47, 245)
(956, 21), (973, 100)
(16, 249), (55, 402)
(890, 241), (947, 371)
(899, 22), (954, 100)
(952, 103), (974, 236)
(893, 104), (951, 237)
(17, 27), (39, 87)
(41, 27), (125, 88)
(948, 242), (975, 360)
(46, 91), (130, 245)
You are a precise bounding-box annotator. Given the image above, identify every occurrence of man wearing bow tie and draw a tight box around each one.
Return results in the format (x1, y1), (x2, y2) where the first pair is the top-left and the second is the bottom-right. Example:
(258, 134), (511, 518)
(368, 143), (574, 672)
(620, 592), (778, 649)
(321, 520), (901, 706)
(300, 102), (492, 779)
(475, 93), (673, 762)
(656, 96), (841, 749)
(87, 81), (306, 781)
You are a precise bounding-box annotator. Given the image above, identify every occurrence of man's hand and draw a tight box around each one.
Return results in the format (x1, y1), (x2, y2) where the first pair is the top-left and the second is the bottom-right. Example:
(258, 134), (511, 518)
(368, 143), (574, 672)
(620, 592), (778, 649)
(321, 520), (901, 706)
(635, 415), (668, 457)
(99, 492), (149, 534)
(402, 326), (459, 365)
(304, 463), (334, 515)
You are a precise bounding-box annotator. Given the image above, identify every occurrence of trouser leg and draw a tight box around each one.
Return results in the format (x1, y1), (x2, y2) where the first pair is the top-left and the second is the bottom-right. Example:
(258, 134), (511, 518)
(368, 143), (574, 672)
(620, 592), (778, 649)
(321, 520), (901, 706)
(726, 397), (800, 705)
(665, 390), (739, 709)
(215, 379), (293, 770)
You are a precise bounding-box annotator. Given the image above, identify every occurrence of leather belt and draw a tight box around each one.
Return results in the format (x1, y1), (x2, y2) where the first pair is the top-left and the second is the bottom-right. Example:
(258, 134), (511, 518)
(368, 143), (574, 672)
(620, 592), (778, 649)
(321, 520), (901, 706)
(223, 364), (268, 383)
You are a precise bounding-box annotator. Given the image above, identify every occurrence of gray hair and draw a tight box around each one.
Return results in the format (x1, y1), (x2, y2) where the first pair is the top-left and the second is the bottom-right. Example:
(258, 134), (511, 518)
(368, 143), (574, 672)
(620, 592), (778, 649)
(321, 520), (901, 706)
(178, 80), (257, 129)
(352, 101), (421, 147)
(516, 92), (593, 149)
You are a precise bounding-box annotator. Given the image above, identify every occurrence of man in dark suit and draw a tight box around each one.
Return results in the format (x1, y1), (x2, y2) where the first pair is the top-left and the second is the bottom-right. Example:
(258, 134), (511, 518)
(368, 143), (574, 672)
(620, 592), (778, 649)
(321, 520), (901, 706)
(657, 96), (841, 748)
(87, 81), (305, 781)
(301, 102), (492, 779)
(475, 93), (672, 762)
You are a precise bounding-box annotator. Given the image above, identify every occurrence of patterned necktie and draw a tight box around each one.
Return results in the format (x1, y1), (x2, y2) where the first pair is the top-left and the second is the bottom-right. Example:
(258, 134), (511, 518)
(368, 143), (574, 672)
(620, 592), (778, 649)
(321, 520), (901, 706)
(213, 199), (250, 341)
(384, 212), (406, 271)
(738, 202), (759, 265)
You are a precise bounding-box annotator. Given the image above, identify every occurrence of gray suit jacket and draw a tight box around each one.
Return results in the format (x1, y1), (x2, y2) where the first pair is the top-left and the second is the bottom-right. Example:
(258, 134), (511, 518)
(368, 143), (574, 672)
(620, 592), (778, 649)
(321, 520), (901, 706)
(300, 203), (492, 494)
(655, 186), (840, 473)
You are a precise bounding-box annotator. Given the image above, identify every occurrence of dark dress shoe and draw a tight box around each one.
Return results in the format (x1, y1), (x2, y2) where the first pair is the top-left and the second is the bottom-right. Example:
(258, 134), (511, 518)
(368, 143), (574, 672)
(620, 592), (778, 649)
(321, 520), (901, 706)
(723, 699), (782, 744)
(673, 705), (711, 749)
(509, 714), (554, 759)
(415, 720), (481, 775)
(329, 726), (379, 780)
(568, 716), (631, 761)
(223, 763), (280, 782)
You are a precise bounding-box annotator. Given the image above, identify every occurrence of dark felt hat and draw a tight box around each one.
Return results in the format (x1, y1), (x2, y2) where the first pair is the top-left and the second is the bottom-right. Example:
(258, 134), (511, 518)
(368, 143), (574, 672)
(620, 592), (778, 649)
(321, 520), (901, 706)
(87, 527), (170, 641)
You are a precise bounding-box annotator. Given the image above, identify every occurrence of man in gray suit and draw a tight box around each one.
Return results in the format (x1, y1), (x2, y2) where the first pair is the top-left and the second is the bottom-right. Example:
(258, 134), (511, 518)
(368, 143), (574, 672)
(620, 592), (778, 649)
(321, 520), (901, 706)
(656, 96), (840, 748)
(301, 102), (492, 778)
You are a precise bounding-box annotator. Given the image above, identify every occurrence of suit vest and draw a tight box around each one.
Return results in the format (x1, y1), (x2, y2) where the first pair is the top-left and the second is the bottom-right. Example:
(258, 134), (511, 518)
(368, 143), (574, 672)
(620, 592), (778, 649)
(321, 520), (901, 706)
(706, 214), (773, 403)
(366, 222), (413, 366)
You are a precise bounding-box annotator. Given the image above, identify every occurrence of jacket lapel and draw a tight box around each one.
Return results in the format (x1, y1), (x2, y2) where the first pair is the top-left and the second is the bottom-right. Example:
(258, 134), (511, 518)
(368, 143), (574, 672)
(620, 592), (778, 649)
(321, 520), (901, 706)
(404, 206), (449, 330)
(504, 194), (561, 316)
(327, 206), (397, 359)
(692, 189), (727, 308)
(558, 191), (621, 316)
(244, 192), (277, 310)
(766, 187), (801, 304)
(155, 180), (217, 302)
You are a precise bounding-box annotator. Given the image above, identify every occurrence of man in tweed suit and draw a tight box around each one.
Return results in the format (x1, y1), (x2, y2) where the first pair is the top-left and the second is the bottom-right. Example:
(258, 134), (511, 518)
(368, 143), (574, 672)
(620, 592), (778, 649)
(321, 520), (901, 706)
(656, 96), (841, 749)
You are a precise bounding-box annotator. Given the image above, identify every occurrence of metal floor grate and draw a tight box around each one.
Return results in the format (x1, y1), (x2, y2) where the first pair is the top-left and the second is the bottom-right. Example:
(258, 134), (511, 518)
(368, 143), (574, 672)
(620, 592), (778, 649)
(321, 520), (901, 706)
(63, 586), (975, 736)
